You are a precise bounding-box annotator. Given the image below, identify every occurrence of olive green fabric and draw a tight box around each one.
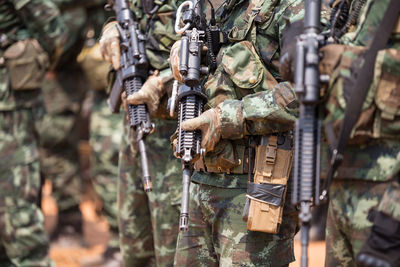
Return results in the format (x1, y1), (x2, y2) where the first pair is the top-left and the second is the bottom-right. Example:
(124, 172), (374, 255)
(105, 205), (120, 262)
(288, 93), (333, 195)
(320, 0), (400, 266)
(0, 1), (65, 265)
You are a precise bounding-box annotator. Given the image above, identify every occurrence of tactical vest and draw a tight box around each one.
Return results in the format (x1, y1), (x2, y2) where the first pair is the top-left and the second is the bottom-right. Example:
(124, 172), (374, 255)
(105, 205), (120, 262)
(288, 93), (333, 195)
(323, 0), (400, 144)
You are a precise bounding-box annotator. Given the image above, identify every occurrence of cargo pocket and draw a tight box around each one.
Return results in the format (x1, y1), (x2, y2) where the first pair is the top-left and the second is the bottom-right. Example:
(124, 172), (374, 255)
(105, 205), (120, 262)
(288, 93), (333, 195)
(4, 39), (49, 90)
(204, 140), (240, 173)
(373, 48), (400, 138)
(222, 41), (277, 97)
(222, 41), (278, 100)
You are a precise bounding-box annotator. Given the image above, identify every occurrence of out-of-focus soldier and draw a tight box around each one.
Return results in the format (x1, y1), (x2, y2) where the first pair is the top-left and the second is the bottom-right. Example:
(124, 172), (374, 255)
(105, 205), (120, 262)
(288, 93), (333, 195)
(77, 3), (123, 265)
(99, 0), (183, 265)
(280, 0), (400, 265)
(39, 0), (91, 241)
(319, 0), (400, 265)
(0, 0), (66, 265)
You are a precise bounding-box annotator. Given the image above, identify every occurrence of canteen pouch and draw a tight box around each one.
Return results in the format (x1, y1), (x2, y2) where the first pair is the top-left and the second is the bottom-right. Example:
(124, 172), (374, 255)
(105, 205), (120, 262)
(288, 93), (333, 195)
(243, 134), (293, 234)
(4, 39), (49, 90)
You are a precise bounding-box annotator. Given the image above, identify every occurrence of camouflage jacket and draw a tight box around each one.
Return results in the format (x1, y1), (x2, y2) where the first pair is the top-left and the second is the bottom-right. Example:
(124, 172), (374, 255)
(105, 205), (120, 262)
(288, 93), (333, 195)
(0, 0), (66, 110)
(192, 0), (307, 187)
(322, 0), (400, 182)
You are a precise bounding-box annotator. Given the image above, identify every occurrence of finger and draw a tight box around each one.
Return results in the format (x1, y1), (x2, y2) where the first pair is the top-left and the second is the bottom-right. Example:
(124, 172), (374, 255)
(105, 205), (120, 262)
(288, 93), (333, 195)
(110, 38), (121, 70)
(100, 40), (111, 63)
(181, 116), (206, 131)
(127, 91), (147, 105)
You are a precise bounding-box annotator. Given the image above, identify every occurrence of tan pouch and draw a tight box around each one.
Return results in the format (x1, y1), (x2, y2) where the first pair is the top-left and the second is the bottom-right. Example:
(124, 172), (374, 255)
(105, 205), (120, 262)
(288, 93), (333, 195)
(77, 43), (110, 91)
(4, 39), (49, 90)
(244, 134), (293, 234)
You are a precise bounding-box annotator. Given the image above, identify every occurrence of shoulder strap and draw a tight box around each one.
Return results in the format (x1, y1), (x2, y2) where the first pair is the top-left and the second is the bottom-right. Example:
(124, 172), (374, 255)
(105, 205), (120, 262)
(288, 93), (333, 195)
(321, 0), (400, 200)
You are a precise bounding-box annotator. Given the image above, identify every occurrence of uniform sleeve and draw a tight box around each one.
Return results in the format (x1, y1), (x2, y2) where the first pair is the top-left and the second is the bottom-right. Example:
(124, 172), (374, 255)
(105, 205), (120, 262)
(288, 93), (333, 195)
(219, 82), (298, 139)
(12, 0), (66, 55)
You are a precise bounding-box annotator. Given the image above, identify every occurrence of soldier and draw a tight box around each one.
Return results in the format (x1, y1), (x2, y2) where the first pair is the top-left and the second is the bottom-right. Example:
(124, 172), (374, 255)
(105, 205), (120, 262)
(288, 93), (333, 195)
(77, 3), (122, 264)
(280, 0), (400, 265)
(166, 0), (308, 265)
(99, 0), (183, 266)
(318, 0), (400, 265)
(39, 1), (90, 241)
(0, 0), (66, 265)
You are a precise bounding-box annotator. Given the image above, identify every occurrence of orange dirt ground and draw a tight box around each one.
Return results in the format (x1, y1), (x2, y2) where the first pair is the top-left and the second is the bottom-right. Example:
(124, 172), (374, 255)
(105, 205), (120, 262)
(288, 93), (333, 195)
(42, 180), (325, 267)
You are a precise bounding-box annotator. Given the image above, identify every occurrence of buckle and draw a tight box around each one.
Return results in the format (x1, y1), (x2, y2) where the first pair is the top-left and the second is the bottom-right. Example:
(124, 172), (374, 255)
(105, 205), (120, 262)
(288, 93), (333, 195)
(265, 144), (277, 164)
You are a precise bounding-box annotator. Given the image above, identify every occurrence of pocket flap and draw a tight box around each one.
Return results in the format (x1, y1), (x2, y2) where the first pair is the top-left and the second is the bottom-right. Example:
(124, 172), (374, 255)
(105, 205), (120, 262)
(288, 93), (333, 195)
(222, 41), (263, 89)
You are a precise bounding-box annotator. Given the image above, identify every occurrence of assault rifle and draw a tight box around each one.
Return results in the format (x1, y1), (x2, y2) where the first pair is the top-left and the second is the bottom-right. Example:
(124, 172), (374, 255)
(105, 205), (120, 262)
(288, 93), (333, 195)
(173, 0), (219, 232)
(106, 0), (153, 192)
(291, 1), (325, 266)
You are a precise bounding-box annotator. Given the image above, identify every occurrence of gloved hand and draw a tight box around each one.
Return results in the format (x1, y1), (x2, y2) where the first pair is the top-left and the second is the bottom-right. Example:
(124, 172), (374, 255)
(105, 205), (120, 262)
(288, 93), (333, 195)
(279, 20), (304, 82)
(99, 21), (121, 70)
(356, 210), (400, 267)
(121, 91), (128, 113)
(169, 40), (185, 83)
(126, 70), (167, 116)
(180, 107), (222, 153)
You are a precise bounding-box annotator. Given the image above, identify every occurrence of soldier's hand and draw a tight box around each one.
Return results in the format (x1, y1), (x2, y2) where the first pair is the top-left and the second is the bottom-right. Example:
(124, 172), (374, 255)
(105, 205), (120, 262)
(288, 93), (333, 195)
(181, 107), (222, 153)
(126, 70), (166, 116)
(279, 20), (304, 82)
(121, 91), (128, 113)
(169, 40), (185, 83)
(99, 21), (121, 70)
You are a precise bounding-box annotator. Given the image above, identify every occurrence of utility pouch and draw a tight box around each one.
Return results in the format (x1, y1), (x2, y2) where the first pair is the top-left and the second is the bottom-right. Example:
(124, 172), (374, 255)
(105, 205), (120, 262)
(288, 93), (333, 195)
(77, 43), (110, 91)
(243, 134), (293, 234)
(4, 39), (49, 90)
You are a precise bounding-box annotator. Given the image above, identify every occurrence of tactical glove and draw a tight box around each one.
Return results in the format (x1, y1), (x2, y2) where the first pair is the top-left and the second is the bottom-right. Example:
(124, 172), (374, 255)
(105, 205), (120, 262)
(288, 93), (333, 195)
(126, 70), (167, 116)
(356, 210), (400, 267)
(169, 40), (185, 83)
(181, 107), (222, 153)
(99, 21), (121, 70)
(279, 21), (304, 82)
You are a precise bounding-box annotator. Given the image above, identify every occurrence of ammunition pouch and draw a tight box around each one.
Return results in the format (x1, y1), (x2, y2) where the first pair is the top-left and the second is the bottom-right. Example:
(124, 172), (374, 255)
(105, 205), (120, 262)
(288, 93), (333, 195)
(4, 39), (49, 90)
(243, 134), (293, 234)
(194, 139), (253, 174)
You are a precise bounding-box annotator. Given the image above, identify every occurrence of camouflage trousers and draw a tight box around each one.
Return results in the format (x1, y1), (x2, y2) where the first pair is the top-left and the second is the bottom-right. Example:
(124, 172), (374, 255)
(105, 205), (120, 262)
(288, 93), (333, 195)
(174, 181), (298, 267)
(325, 179), (393, 267)
(89, 92), (122, 249)
(39, 67), (88, 213)
(118, 117), (182, 267)
(0, 107), (52, 267)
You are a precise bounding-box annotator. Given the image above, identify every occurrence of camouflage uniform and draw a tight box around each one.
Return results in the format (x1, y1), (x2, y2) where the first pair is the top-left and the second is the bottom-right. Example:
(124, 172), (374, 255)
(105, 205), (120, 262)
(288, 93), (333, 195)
(114, 1), (182, 266)
(320, 0), (400, 265)
(75, 3), (122, 251)
(39, 1), (92, 230)
(89, 91), (122, 250)
(174, 0), (307, 266)
(0, 0), (65, 265)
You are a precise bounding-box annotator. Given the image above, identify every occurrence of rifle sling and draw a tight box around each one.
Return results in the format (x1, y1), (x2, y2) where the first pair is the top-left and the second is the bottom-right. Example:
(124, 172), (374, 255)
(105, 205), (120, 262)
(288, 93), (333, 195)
(322, 0), (400, 197)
